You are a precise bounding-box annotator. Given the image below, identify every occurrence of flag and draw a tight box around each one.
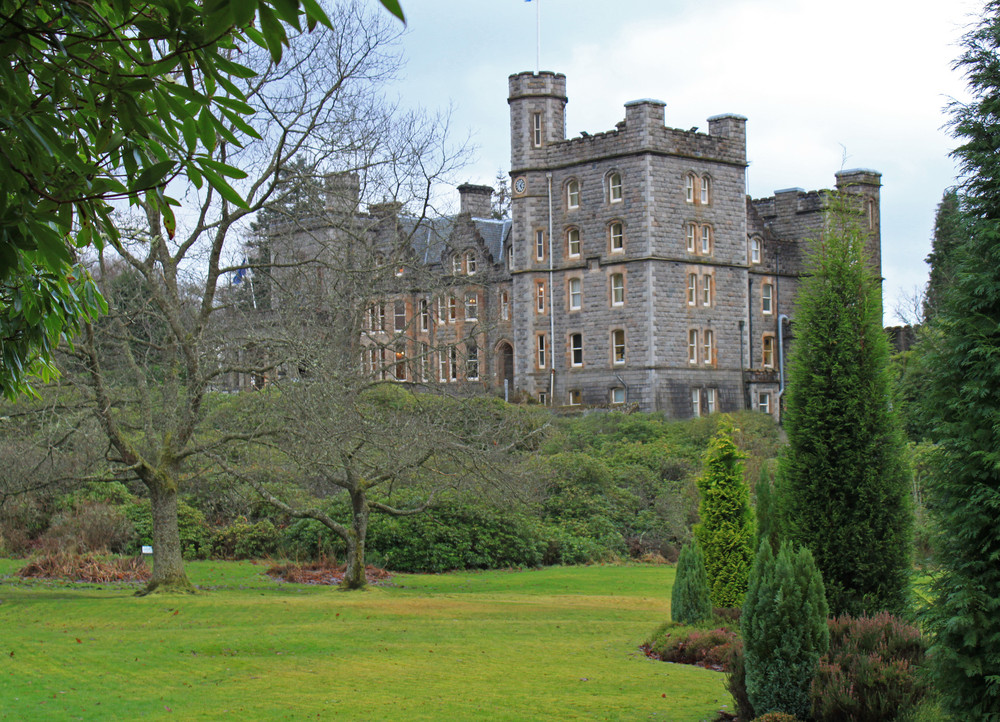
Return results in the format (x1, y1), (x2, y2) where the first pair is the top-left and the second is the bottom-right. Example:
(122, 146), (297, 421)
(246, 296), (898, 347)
(233, 258), (248, 284)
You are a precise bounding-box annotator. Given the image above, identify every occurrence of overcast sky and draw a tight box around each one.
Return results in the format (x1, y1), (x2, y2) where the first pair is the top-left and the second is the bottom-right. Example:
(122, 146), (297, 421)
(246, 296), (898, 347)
(384, 0), (982, 325)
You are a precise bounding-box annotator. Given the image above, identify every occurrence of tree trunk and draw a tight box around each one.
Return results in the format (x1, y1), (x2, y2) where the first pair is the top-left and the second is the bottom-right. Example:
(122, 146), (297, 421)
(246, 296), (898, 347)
(140, 479), (196, 595)
(342, 487), (369, 590)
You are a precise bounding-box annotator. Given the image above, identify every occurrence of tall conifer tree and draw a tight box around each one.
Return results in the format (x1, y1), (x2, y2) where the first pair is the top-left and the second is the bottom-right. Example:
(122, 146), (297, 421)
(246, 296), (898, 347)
(780, 199), (911, 617)
(921, 2), (1000, 716)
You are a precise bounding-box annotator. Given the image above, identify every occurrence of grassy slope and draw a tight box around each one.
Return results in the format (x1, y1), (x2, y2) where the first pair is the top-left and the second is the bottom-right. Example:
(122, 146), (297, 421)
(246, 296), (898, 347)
(0, 561), (730, 721)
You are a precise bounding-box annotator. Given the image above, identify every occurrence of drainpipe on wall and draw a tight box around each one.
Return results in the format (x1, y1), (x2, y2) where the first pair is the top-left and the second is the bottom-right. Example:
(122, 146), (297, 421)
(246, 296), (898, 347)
(547, 172), (555, 403)
(738, 320), (746, 410)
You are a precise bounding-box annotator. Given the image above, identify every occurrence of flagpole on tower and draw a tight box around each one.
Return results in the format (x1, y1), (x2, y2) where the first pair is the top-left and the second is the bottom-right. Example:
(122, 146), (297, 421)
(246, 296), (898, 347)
(536, 0), (540, 74)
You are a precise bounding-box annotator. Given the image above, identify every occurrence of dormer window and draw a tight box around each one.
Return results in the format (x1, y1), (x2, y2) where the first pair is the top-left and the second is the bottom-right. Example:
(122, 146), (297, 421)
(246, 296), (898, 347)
(567, 179), (580, 209)
(609, 173), (622, 203)
(465, 251), (477, 275)
(452, 255), (462, 274)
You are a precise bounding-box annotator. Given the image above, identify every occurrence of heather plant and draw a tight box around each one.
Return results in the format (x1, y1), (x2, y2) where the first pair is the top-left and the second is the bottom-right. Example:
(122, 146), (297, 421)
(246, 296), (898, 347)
(671, 540), (712, 624)
(812, 613), (930, 722)
(693, 420), (755, 608)
(742, 541), (829, 719)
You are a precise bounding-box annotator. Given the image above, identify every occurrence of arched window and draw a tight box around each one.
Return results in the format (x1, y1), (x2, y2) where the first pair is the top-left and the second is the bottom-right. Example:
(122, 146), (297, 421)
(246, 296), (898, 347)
(700, 175), (711, 205)
(567, 228), (581, 257)
(608, 172), (622, 203)
(685, 173), (696, 204)
(452, 254), (462, 274)
(566, 179), (580, 209)
(465, 250), (477, 275)
(751, 237), (762, 264)
(609, 222), (624, 253)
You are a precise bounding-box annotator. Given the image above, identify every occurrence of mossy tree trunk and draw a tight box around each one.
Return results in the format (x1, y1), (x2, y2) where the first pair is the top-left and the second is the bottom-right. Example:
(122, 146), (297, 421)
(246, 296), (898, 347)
(142, 475), (195, 594)
(341, 486), (370, 590)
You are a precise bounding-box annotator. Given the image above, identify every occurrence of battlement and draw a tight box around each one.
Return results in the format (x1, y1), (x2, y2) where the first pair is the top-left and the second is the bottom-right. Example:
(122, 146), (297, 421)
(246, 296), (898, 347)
(507, 71), (567, 102)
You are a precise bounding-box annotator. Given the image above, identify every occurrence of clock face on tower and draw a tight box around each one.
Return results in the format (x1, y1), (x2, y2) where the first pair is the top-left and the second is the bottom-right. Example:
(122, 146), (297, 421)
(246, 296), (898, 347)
(514, 176), (526, 195)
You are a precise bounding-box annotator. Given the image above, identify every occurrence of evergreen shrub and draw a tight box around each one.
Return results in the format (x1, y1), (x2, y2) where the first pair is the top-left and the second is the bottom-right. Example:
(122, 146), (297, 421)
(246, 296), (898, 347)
(209, 518), (279, 560)
(694, 420), (755, 608)
(811, 613), (929, 722)
(645, 624), (736, 669)
(742, 541), (829, 719)
(671, 540), (712, 624)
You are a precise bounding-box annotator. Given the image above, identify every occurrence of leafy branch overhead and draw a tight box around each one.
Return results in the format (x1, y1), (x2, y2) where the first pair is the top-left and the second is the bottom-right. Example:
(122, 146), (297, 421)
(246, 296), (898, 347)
(0, 0), (403, 400)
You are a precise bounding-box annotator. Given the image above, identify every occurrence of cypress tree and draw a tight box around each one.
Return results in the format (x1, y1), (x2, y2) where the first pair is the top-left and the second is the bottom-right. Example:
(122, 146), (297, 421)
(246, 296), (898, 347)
(694, 420), (755, 608)
(741, 541), (829, 719)
(670, 540), (712, 624)
(920, 3), (1000, 717)
(780, 199), (911, 617)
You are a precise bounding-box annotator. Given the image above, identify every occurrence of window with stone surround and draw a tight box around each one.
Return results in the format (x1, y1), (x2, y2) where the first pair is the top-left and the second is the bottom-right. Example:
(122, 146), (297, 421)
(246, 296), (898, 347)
(452, 254), (462, 275)
(763, 334), (775, 368)
(536, 334), (547, 369)
(448, 296), (458, 322)
(465, 293), (478, 321)
(688, 274), (697, 306)
(688, 329), (698, 364)
(703, 329), (714, 365)
(418, 342), (429, 382)
(762, 282), (773, 314)
(751, 237), (762, 264)
(567, 179), (580, 209)
(611, 387), (626, 404)
(686, 223), (696, 253)
(535, 280), (546, 314)
(691, 387), (701, 417)
(612, 329), (625, 365)
(759, 391), (771, 414)
(609, 222), (624, 253)
(570, 332), (583, 367)
(419, 299), (430, 332)
(532, 112), (542, 148)
(449, 347), (458, 381)
(706, 387), (717, 414)
(567, 227), (581, 257)
(568, 277), (582, 310)
(394, 300), (405, 332)
(436, 297), (447, 325)
(700, 174), (711, 205)
(466, 344), (479, 380)
(500, 291), (510, 320)
(702, 274), (713, 307)
(685, 173), (695, 204)
(394, 344), (406, 381)
(609, 172), (622, 203)
(465, 251), (477, 275)
(538, 391), (548, 405)
(701, 225), (712, 255)
(438, 349), (449, 382)
(610, 273), (624, 306)
(535, 229), (546, 261)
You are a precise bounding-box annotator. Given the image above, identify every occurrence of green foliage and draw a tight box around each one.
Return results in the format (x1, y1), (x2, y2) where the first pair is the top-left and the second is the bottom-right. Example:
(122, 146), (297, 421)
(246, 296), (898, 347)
(919, 4), (1000, 717)
(125, 499), (210, 560)
(727, 641), (755, 722)
(742, 541), (829, 719)
(277, 518), (344, 562)
(644, 622), (736, 668)
(780, 201), (912, 617)
(811, 613), (929, 722)
(209, 518), (279, 560)
(754, 464), (781, 552)
(671, 541), (713, 624)
(923, 188), (964, 322)
(693, 420), (755, 608)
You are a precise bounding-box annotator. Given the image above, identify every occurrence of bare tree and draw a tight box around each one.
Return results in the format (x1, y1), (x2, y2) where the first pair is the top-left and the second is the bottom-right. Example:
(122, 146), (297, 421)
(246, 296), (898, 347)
(60, 3), (465, 594)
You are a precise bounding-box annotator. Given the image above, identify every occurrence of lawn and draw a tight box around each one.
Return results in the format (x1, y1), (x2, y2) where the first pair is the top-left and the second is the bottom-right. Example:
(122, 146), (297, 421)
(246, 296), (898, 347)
(0, 560), (731, 720)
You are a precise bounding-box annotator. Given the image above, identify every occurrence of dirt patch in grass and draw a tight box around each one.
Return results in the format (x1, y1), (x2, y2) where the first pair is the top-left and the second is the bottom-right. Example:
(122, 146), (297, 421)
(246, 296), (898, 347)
(17, 552), (150, 583)
(266, 560), (392, 586)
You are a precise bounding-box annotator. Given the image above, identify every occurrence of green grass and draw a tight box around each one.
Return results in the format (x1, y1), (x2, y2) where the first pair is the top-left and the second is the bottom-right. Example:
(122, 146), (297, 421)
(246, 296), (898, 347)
(0, 560), (731, 720)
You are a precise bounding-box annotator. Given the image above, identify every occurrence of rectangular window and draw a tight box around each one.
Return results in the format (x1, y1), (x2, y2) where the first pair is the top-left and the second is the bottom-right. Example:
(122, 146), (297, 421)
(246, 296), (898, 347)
(453, 255), (463, 274)
(706, 387), (716, 414)
(567, 228), (581, 257)
(701, 226), (711, 255)
(418, 342), (429, 382)
(538, 391), (548, 405)
(700, 176), (710, 205)
(685, 174), (695, 204)
(532, 112), (542, 147)
(612, 329), (625, 365)
(686, 224), (696, 253)
(449, 346), (458, 381)
(535, 280), (546, 314)
(611, 387), (626, 404)
(762, 283), (773, 314)
(368, 346), (379, 376)
(610, 222), (624, 252)
(367, 305), (377, 331)
(500, 291), (510, 320)
(751, 238), (761, 264)
(466, 344), (479, 380)
(466, 253), (477, 275)
(568, 389), (582, 406)
(537, 334), (547, 369)
(394, 345), (406, 381)
(611, 273), (624, 306)
(763, 335), (775, 368)
(691, 388), (701, 417)
(535, 229), (545, 261)
(448, 296), (458, 322)
(419, 299), (430, 332)
(759, 392), (771, 414)
(703, 329), (714, 365)
(702, 275), (712, 307)
(376, 304), (386, 332)
(570, 333), (583, 367)
(437, 297), (446, 325)
(568, 278), (582, 310)
(439, 350), (448, 382)
(688, 329), (698, 364)
(465, 293), (478, 321)
(687, 274), (697, 305)
(394, 300), (406, 333)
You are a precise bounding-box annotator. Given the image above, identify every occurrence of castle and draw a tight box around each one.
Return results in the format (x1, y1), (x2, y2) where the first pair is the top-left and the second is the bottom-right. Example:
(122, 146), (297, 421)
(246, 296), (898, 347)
(259, 71), (882, 420)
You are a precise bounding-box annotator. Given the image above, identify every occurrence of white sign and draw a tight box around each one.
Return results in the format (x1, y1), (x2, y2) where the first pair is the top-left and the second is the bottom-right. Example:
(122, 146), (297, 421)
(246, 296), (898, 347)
(141, 545), (153, 555)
